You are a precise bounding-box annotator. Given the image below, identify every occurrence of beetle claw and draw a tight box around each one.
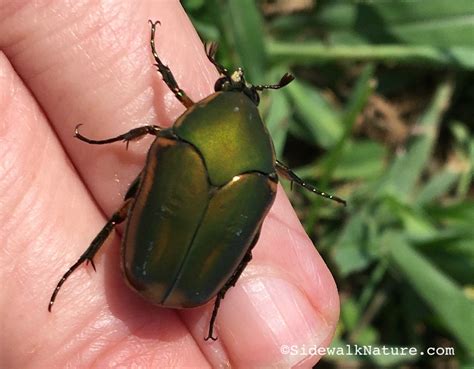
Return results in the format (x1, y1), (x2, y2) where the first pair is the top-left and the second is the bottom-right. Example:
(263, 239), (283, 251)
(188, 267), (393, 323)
(74, 123), (83, 137)
(148, 20), (161, 27)
(204, 334), (218, 341)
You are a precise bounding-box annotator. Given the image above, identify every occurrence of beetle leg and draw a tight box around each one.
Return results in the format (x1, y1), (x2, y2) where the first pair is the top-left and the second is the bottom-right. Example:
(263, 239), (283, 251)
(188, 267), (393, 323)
(74, 124), (161, 149)
(48, 198), (133, 311)
(149, 20), (194, 108)
(204, 42), (229, 77)
(275, 160), (347, 206)
(205, 290), (223, 341)
(205, 229), (260, 341)
(124, 172), (142, 200)
(205, 251), (253, 341)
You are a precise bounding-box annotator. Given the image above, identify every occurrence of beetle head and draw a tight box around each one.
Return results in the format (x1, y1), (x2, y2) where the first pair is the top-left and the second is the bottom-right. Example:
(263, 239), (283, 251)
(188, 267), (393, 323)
(214, 67), (261, 104)
(206, 42), (294, 104)
(214, 67), (295, 106)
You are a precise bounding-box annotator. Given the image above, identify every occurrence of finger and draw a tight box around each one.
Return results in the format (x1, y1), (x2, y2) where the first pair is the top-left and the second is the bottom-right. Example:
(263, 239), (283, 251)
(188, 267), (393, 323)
(0, 0), (218, 215)
(0, 1), (339, 367)
(0, 52), (208, 368)
(1, 1), (215, 367)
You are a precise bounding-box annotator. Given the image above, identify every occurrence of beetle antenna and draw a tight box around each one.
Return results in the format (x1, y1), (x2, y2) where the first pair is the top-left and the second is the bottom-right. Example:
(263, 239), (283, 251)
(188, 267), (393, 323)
(254, 73), (295, 91)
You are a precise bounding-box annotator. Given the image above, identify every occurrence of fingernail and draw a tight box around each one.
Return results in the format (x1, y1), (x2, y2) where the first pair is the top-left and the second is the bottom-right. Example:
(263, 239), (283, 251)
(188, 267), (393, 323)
(220, 275), (334, 366)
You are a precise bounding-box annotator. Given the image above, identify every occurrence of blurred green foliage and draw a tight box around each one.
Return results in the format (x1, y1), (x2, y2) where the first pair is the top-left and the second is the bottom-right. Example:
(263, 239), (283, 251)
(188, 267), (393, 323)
(183, 0), (474, 367)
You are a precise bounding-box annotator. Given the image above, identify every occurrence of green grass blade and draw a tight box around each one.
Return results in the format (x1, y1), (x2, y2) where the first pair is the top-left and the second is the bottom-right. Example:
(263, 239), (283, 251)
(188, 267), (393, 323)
(416, 170), (460, 205)
(264, 92), (291, 157)
(388, 234), (474, 353)
(285, 80), (343, 148)
(375, 78), (455, 199)
(268, 42), (474, 70)
(225, 0), (267, 83)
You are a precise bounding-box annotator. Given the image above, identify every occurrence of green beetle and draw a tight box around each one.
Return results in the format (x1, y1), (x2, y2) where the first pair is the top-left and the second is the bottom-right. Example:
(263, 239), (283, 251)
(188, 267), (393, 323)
(48, 20), (345, 341)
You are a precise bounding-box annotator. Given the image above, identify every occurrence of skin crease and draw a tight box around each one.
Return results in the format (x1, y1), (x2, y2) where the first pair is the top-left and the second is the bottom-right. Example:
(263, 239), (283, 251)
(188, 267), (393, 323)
(0, 1), (340, 368)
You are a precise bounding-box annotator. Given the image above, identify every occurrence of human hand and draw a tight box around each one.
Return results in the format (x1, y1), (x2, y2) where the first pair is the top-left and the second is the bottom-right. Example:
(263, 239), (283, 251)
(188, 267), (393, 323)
(0, 1), (339, 367)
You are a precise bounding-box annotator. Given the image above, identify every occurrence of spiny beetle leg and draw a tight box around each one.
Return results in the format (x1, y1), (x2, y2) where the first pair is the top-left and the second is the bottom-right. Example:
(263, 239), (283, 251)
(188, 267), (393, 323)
(205, 230), (260, 341)
(204, 42), (229, 77)
(74, 124), (161, 149)
(48, 198), (133, 312)
(276, 160), (347, 206)
(124, 172), (142, 200)
(205, 290), (223, 341)
(149, 20), (194, 108)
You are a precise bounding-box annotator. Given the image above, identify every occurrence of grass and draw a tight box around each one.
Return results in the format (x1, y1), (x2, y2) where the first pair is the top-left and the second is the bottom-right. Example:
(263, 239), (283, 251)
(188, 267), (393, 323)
(183, 0), (474, 367)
